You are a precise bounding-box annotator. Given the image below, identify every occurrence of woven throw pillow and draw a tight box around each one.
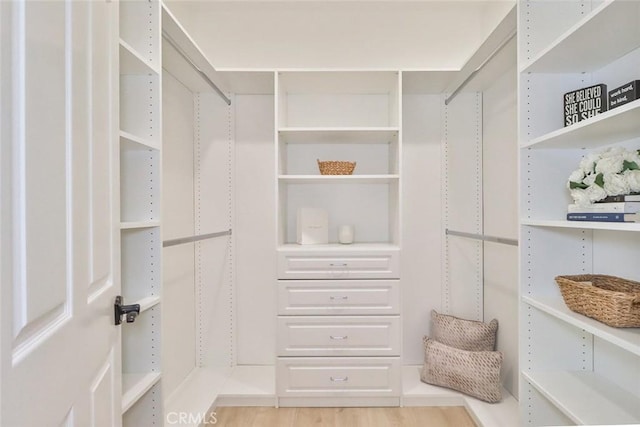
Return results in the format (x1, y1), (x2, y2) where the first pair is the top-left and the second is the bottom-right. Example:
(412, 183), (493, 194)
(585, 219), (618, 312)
(421, 337), (503, 403)
(431, 310), (498, 351)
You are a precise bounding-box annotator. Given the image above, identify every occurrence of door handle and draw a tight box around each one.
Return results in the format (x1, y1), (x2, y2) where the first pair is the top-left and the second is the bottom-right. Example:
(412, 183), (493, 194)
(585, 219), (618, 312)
(114, 296), (141, 325)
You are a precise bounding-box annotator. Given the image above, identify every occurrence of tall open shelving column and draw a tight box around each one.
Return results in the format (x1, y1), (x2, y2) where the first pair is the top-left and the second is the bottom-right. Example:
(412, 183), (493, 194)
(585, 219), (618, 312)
(275, 71), (402, 249)
(518, 0), (640, 425)
(275, 71), (402, 407)
(118, 0), (163, 424)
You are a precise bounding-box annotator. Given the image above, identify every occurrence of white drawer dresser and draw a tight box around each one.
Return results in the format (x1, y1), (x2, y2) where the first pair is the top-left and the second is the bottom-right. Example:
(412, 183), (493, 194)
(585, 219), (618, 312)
(276, 245), (401, 407)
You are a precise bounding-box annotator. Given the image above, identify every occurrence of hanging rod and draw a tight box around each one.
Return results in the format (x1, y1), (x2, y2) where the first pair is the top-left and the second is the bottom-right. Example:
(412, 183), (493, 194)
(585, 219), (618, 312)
(444, 30), (517, 106)
(163, 229), (232, 248)
(445, 229), (518, 247)
(162, 30), (231, 106)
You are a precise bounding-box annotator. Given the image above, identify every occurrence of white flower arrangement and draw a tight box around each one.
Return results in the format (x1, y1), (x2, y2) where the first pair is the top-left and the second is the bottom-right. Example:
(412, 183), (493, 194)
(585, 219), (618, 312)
(568, 146), (640, 206)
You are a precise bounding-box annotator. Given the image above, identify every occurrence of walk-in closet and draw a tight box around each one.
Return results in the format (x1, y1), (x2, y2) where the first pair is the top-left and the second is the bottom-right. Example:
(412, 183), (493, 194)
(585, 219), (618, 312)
(2, 1), (639, 426)
(118, 1), (522, 423)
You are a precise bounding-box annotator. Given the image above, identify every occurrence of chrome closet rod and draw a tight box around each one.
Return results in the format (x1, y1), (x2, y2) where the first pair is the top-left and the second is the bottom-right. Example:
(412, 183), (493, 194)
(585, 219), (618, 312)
(162, 30), (232, 106)
(163, 229), (232, 248)
(445, 229), (518, 247)
(444, 30), (517, 106)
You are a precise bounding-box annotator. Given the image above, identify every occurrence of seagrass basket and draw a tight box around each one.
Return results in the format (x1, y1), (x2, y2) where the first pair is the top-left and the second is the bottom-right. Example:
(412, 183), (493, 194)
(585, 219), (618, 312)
(554, 274), (640, 327)
(317, 159), (356, 175)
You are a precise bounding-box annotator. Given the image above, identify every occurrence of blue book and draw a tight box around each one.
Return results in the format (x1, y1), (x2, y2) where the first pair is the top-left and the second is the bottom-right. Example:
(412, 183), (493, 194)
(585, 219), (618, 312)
(567, 212), (639, 222)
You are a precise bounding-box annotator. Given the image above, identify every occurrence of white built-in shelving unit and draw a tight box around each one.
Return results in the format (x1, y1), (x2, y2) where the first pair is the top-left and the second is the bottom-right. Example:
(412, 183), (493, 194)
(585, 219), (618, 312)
(276, 71), (402, 248)
(519, 0), (640, 425)
(275, 70), (403, 407)
(118, 0), (163, 425)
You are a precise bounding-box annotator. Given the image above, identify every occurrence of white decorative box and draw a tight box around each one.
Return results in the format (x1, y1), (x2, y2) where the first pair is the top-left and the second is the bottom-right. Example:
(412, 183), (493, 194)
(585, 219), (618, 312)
(296, 208), (328, 245)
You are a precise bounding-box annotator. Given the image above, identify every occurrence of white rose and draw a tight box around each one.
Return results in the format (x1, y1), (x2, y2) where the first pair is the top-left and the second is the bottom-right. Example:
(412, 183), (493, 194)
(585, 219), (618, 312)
(595, 156), (624, 174)
(579, 152), (601, 174)
(568, 169), (585, 184)
(587, 184), (608, 202)
(603, 172), (630, 196)
(600, 146), (625, 158)
(583, 173), (596, 186)
(570, 188), (591, 206)
(624, 169), (640, 193)
(623, 149), (640, 161)
(622, 151), (640, 170)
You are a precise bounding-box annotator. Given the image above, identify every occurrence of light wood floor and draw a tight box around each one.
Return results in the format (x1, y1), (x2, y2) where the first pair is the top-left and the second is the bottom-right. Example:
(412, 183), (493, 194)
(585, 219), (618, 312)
(214, 406), (477, 427)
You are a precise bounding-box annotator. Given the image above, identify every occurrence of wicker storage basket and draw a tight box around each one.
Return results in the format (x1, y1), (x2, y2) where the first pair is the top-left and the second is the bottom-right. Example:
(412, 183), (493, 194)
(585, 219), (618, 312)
(554, 274), (640, 327)
(317, 159), (356, 175)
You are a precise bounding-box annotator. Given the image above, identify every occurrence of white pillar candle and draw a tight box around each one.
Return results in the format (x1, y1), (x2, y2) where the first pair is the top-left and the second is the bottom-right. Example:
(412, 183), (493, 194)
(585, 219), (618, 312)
(338, 225), (355, 244)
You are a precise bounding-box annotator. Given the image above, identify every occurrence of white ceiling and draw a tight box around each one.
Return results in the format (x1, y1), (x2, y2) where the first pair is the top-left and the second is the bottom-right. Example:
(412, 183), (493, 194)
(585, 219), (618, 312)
(166, 1), (515, 70)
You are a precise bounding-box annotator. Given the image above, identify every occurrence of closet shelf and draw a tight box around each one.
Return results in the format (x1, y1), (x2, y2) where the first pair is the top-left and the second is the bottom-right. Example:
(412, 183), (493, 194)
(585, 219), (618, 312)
(523, 370), (640, 425)
(120, 131), (160, 151)
(164, 367), (231, 426)
(521, 0), (640, 73)
(161, 4), (229, 96)
(521, 218), (640, 232)
(119, 40), (161, 76)
(522, 295), (640, 357)
(401, 71), (458, 94)
(120, 221), (161, 230)
(216, 365), (276, 405)
(443, 6), (516, 97)
(523, 99), (640, 149)
(133, 295), (161, 313)
(402, 366), (519, 427)
(277, 71), (399, 95)
(279, 175), (399, 184)
(122, 372), (161, 414)
(278, 242), (400, 252)
(165, 366), (275, 416)
(278, 127), (399, 144)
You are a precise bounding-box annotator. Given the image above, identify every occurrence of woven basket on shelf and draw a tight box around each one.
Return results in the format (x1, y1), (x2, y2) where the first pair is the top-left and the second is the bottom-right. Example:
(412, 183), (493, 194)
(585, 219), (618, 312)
(317, 159), (356, 175)
(554, 274), (640, 328)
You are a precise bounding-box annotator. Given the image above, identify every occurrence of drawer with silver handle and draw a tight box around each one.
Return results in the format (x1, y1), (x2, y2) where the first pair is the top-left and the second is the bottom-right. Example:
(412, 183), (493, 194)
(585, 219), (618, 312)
(277, 248), (399, 280)
(277, 280), (400, 315)
(276, 357), (401, 397)
(277, 316), (400, 357)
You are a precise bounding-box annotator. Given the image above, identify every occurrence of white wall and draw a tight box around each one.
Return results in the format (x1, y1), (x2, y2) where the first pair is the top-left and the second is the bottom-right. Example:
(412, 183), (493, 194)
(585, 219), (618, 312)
(161, 77), (237, 401)
(233, 94), (276, 365)
(439, 81), (519, 400)
(196, 93), (235, 368)
(442, 93), (484, 322)
(482, 63), (518, 398)
(162, 71), (197, 398)
(166, 1), (514, 70)
(401, 93), (443, 364)
(401, 79), (519, 390)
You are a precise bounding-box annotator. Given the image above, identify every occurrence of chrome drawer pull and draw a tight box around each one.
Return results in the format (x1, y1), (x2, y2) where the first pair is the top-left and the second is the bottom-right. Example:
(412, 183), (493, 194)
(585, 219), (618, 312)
(330, 335), (348, 340)
(329, 263), (348, 267)
(330, 376), (349, 382)
(329, 296), (348, 301)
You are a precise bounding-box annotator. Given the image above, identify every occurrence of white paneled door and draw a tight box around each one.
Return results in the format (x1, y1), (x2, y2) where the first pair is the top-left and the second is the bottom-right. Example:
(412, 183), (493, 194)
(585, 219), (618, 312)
(1, 2), (120, 427)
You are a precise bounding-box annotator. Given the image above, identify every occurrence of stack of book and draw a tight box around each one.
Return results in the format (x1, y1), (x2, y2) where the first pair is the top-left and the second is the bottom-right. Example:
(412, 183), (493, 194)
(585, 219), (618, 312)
(567, 194), (640, 222)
